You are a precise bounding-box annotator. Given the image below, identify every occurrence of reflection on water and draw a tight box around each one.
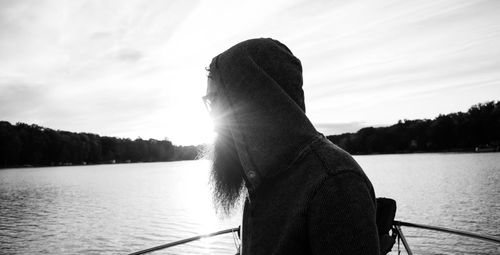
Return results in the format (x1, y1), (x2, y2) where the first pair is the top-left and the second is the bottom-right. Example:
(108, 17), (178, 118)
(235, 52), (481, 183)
(0, 153), (499, 254)
(0, 161), (240, 255)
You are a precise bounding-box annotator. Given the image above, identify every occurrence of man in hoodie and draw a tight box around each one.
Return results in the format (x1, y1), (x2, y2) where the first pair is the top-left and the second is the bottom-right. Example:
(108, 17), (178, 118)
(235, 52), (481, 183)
(204, 38), (380, 255)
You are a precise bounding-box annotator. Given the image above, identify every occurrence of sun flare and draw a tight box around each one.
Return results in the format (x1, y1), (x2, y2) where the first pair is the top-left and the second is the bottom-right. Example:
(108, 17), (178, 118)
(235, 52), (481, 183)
(168, 100), (216, 146)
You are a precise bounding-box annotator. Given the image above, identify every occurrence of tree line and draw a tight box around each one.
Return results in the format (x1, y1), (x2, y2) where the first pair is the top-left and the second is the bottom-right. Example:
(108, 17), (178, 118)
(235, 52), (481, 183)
(1, 101), (498, 168)
(327, 101), (500, 154)
(0, 122), (202, 168)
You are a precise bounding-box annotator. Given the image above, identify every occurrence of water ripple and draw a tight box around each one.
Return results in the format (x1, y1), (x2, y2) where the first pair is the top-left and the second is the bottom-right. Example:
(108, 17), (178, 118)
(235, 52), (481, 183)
(1, 154), (499, 254)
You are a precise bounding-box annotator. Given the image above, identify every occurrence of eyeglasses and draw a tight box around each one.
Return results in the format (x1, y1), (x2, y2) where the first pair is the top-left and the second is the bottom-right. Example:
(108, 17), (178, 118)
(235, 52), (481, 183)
(202, 92), (219, 114)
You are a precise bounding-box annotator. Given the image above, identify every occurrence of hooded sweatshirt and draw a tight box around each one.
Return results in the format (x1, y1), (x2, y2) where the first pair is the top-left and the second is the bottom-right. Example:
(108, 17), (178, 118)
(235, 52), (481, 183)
(209, 38), (380, 255)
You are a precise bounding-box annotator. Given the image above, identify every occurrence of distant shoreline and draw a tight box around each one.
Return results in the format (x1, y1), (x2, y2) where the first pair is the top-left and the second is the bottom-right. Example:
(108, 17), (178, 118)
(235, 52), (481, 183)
(327, 101), (499, 155)
(351, 150), (500, 156)
(2, 151), (499, 170)
(0, 159), (202, 170)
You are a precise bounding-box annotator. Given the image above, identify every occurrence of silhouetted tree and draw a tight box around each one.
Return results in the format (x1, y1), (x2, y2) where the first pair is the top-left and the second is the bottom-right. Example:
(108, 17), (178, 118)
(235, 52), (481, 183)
(327, 101), (500, 154)
(0, 121), (202, 168)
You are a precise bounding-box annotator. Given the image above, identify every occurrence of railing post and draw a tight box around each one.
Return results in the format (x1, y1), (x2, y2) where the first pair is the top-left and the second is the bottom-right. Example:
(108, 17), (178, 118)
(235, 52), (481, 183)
(394, 225), (413, 255)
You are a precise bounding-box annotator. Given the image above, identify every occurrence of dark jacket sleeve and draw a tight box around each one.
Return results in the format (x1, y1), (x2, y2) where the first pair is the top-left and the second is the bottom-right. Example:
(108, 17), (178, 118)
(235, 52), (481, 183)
(307, 172), (380, 255)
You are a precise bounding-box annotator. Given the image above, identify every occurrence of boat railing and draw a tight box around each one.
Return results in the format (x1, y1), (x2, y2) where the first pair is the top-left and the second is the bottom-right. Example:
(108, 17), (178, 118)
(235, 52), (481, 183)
(392, 220), (500, 255)
(128, 227), (240, 255)
(127, 221), (500, 255)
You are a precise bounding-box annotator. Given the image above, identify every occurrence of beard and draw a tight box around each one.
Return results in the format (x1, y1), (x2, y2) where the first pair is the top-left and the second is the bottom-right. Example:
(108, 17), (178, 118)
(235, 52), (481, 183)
(204, 129), (246, 216)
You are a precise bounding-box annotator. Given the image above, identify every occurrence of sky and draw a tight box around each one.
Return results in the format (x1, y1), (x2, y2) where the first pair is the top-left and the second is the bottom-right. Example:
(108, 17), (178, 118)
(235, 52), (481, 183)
(1, 0), (499, 145)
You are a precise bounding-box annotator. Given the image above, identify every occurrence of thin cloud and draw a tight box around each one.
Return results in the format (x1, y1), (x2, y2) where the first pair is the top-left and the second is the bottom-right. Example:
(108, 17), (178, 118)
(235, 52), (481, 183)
(114, 48), (144, 62)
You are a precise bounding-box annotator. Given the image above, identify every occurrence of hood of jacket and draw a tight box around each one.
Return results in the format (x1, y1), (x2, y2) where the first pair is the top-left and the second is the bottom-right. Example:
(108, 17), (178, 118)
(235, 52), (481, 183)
(208, 38), (319, 190)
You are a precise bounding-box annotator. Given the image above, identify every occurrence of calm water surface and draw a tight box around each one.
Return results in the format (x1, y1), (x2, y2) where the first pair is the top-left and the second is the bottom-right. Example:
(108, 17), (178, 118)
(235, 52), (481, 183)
(1, 153), (499, 254)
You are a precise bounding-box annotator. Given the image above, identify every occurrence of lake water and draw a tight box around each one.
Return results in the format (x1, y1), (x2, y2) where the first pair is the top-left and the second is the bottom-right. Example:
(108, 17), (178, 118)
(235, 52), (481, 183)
(1, 153), (499, 255)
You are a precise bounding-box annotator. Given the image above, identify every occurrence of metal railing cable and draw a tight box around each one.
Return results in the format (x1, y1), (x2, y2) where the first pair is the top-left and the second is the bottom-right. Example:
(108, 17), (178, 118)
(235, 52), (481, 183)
(127, 227), (239, 255)
(394, 221), (500, 244)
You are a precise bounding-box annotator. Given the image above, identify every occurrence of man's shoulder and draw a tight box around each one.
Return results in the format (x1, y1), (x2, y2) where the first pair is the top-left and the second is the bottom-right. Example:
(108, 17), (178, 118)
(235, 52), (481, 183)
(304, 136), (376, 201)
(308, 137), (362, 175)
(271, 135), (371, 194)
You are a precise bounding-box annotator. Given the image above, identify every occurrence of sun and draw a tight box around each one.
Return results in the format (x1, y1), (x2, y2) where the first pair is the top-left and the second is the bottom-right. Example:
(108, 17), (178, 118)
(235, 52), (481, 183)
(167, 100), (216, 146)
